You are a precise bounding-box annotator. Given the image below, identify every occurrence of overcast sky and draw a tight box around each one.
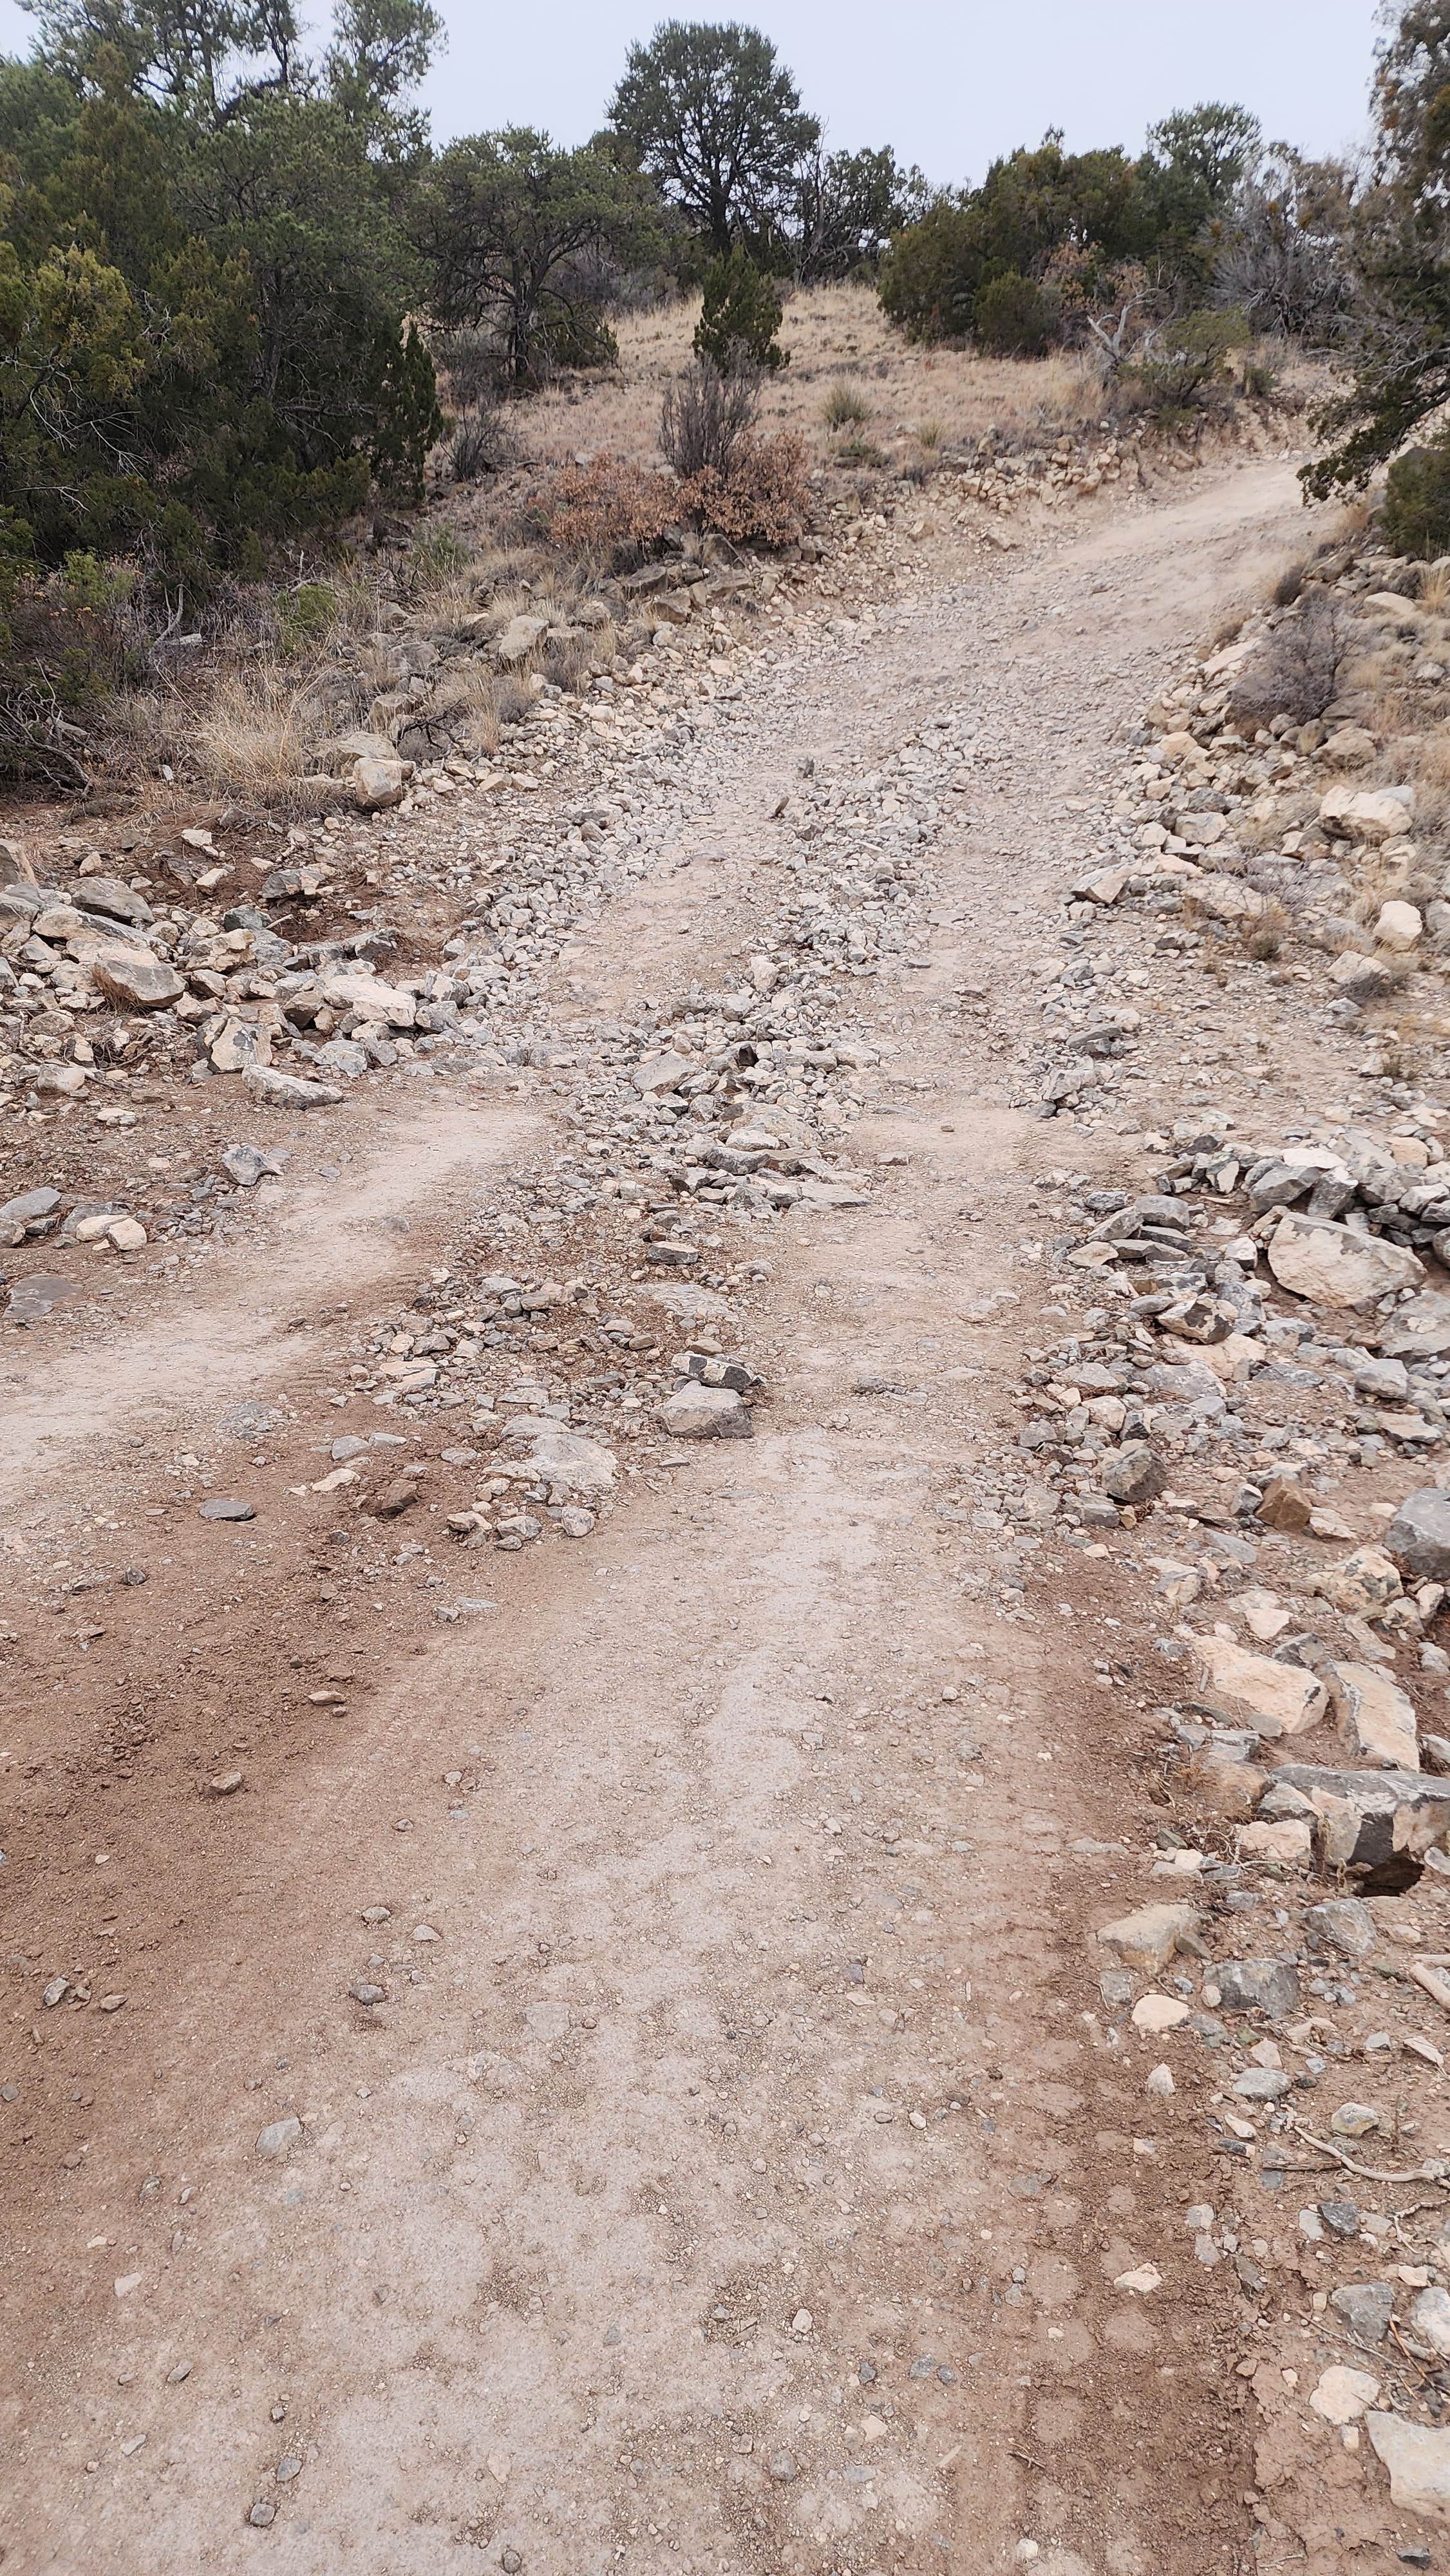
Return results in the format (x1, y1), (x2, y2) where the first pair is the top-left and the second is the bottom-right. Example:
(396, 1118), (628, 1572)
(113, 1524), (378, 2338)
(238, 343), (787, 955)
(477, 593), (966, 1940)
(0, 0), (1381, 180)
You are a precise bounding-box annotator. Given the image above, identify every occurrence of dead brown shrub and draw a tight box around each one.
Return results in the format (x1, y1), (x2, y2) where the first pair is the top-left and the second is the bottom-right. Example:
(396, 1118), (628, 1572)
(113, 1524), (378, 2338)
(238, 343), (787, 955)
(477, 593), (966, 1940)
(660, 361), (760, 481)
(535, 428), (811, 564)
(535, 455), (680, 566)
(677, 433), (811, 547)
(1229, 591), (1343, 730)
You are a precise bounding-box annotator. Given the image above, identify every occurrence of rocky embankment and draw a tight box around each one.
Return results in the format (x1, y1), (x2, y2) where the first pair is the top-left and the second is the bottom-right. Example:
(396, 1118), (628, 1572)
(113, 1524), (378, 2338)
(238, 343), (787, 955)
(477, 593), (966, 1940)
(999, 516), (1450, 2566)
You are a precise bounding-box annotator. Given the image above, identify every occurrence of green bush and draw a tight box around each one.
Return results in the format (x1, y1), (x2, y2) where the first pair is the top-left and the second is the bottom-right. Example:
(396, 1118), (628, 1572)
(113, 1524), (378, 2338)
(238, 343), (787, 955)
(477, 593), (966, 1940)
(411, 523), (471, 582)
(1119, 309), (1245, 424)
(278, 581), (339, 655)
(694, 250), (787, 374)
(1384, 437), (1450, 559)
(974, 269), (1055, 357)
(0, 67), (440, 598)
(878, 202), (981, 343)
(61, 552), (138, 616)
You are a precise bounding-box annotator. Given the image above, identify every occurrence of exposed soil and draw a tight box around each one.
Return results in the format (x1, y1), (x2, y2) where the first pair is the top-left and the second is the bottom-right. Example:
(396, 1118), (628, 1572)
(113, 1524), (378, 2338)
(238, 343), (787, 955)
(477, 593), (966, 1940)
(0, 451), (1320, 2575)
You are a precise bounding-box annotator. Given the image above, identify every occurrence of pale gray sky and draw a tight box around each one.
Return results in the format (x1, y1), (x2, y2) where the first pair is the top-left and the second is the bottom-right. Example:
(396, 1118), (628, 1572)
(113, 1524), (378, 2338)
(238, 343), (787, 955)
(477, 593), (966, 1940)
(0, 0), (1381, 181)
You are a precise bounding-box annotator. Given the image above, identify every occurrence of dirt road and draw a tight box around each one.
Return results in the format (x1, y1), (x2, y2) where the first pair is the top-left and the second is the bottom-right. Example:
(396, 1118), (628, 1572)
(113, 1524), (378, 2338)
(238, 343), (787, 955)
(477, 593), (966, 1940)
(1, 454), (1313, 2574)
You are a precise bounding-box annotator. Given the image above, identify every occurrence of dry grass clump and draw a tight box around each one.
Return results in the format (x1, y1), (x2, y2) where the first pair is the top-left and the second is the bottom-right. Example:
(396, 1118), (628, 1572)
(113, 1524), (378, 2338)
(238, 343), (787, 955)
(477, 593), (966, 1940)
(822, 377), (871, 430)
(428, 654), (506, 753)
(1402, 721), (1450, 789)
(1245, 899), (1289, 960)
(189, 665), (333, 803)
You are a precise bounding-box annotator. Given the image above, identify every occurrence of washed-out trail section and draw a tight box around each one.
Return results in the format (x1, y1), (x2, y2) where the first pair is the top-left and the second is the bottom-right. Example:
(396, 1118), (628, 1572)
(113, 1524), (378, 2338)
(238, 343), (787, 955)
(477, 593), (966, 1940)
(0, 457), (1313, 2575)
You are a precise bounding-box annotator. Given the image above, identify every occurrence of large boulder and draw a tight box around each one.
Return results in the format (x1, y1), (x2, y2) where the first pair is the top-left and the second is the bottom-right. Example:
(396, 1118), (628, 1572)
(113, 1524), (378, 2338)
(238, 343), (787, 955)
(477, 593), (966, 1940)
(496, 1419), (617, 1497)
(1268, 1763), (1450, 1869)
(1212, 1957), (1299, 2020)
(659, 1384), (753, 1440)
(90, 946), (184, 1010)
(1368, 2413), (1450, 2523)
(1315, 1545), (1403, 1616)
(1095, 1902), (1201, 1973)
(1377, 899), (1423, 952)
(209, 1015), (271, 1075)
(243, 1065), (342, 1109)
(1267, 1211), (1424, 1307)
(315, 728), (399, 773)
(494, 614), (548, 668)
(1386, 1487), (1450, 1584)
(1326, 1662), (1420, 1770)
(319, 970), (417, 1030)
(1194, 1635), (1328, 1739)
(1383, 1293), (1450, 1359)
(75, 875), (152, 927)
(1190, 873), (1264, 925)
(1102, 1442), (1162, 1503)
(1320, 784), (1415, 843)
(353, 756), (406, 812)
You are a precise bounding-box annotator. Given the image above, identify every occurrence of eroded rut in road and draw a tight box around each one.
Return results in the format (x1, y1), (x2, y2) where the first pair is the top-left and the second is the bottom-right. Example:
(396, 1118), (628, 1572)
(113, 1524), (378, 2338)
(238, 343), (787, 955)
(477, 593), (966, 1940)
(0, 458), (1311, 2576)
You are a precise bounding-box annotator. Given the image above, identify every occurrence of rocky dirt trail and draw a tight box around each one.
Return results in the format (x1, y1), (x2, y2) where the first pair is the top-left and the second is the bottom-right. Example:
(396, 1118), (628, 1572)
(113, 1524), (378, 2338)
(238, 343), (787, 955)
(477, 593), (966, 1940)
(0, 454), (1317, 2576)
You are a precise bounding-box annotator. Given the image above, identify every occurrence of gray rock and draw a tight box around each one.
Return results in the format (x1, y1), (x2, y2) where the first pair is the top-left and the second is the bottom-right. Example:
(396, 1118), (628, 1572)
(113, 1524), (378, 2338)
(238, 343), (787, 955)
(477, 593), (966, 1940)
(0, 1187), (59, 1224)
(659, 1383), (753, 1440)
(1308, 1897), (1379, 1961)
(495, 614), (548, 668)
(221, 1144), (268, 1188)
(317, 1038), (369, 1079)
(199, 1498), (254, 1522)
(5, 1273), (75, 1326)
(1331, 2281), (1395, 2346)
(1367, 2410), (1450, 2521)
(679, 1351), (762, 1394)
(1319, 2198), (1361, 2237)
(1102, 1442), (1162, 1503)
(243, 1065), (343, 1110)
(1214, 1957), (1299, 2021)
(1383, 1291), (1450, 1360)
(1274, 1762), (1450, 1868)
(767, 2452), (797, 2482)
(248, 2501), (277, 2527)
(91, 948), (184, 1010)
(353, 757), (406, 813)
(1386, 1487), (1450, 1584)
(256, 2117), (301, 2159)
(76, 876), (152, 927)
(1356, 1355), (1411, 1403)
(1232, 2066), (1292, 2100)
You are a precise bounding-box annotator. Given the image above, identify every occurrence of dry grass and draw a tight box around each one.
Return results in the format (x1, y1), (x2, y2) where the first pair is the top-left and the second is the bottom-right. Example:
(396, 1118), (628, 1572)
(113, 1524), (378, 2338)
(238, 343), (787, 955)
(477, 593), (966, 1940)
(523, 283), (1109, 477)
(1244, 897), (1290, 960)
(190, 665), (333, 802)
(822, 377), (871, 430)
(1404, 721), (1450, 788)
(424, 654), (505, 755)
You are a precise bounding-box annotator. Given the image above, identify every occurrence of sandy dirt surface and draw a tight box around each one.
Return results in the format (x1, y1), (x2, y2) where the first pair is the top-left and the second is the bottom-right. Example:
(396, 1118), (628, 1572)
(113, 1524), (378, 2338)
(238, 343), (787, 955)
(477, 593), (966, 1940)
(0, 453), (1317, 2575)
